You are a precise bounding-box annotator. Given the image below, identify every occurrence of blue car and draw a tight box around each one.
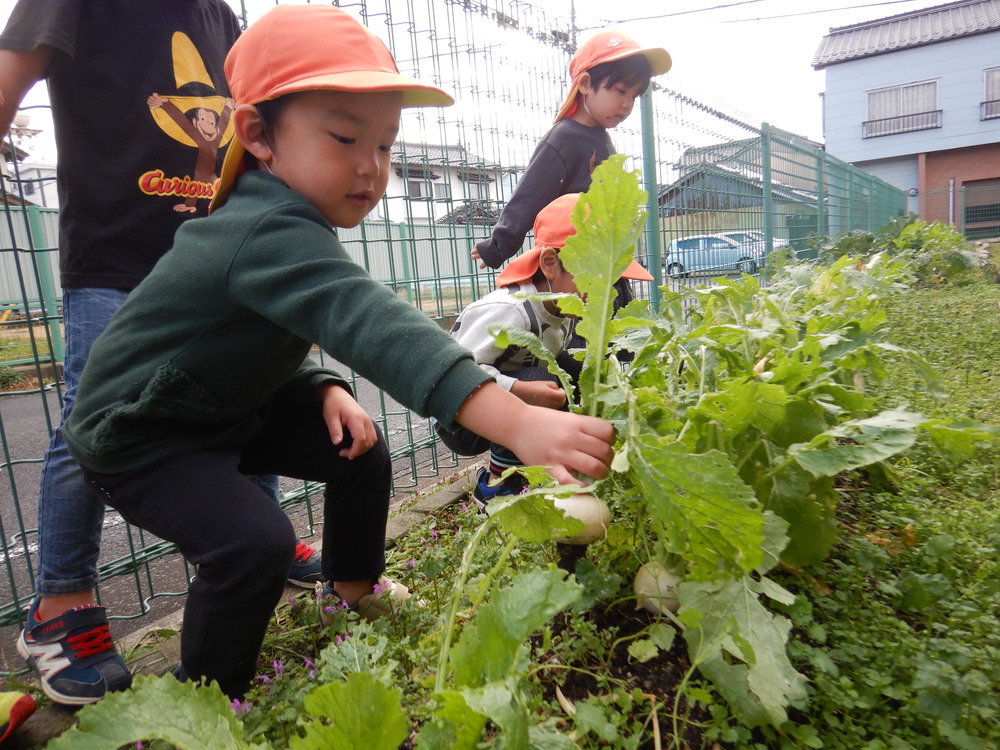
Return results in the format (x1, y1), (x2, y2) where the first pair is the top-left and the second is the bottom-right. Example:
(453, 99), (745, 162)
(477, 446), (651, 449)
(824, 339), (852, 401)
(664, 233), (765, 276)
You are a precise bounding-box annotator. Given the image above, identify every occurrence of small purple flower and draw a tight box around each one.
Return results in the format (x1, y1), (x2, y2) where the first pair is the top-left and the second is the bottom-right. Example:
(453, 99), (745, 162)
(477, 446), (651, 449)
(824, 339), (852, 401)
(231, 699), (250, 715)
(136, 743), (143, 750)
(373, 582), (382, 596)
(273, 659), (284, 676)
(324, 605), (335, 614)
(303, 658), (314, 669)
(288, 597), (298, 610)
(259, 674), (272, 685)
(430, 529), (439, 539)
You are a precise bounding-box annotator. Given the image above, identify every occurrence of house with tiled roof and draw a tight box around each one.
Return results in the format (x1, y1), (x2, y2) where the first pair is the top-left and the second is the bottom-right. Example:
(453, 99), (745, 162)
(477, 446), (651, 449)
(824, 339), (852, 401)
(378, 141), (516, 225)
(813, 0), (1000, 237)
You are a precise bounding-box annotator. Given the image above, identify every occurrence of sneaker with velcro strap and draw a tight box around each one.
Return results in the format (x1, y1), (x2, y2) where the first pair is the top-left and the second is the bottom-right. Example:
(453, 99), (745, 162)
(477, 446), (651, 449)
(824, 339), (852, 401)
(471, 467), (527, 511)
(17, 599), (132, 706)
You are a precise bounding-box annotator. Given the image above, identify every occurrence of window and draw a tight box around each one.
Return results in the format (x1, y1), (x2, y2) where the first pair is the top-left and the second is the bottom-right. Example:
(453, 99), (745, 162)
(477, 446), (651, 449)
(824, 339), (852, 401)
(407, 179), (423, 199)
(963, 177), (1000, 240)
(863, 80), (940, 138)
(703, 237), (736, 250)
(466, 181), (488, 200)
(433, 182), (451, 200)
(983, 67), (1000, 120)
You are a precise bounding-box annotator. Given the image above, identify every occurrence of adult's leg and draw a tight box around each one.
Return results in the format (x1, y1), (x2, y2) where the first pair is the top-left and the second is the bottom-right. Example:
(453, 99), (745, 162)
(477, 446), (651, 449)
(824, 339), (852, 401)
(35, 288), (128, 604)
(19, 289), (134, 705)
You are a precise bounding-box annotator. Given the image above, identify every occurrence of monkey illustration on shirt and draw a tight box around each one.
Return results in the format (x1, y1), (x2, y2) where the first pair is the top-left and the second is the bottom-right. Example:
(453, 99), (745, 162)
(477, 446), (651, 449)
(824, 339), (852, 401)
(144, 31), (235, 212)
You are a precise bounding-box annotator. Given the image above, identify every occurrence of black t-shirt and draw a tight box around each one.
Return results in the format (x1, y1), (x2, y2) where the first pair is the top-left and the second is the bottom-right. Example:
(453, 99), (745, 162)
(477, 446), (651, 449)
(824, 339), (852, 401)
(475, 119), (615, 269)
(0, 0), (241, 290)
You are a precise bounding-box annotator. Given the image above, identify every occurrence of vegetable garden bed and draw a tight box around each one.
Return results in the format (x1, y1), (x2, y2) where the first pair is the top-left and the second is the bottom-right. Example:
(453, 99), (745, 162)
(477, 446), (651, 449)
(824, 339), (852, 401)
(43, 161), (1000, 749)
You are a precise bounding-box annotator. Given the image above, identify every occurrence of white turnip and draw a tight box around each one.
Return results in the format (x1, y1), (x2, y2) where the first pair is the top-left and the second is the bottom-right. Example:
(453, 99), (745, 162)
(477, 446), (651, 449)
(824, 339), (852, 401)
(551, 491), (610, 545)
(633, 561), (682, 615)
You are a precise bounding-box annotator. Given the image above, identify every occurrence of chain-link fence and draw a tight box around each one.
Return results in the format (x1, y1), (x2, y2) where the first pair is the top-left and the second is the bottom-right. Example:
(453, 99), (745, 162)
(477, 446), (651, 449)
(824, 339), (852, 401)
(0, 0), (906, 663)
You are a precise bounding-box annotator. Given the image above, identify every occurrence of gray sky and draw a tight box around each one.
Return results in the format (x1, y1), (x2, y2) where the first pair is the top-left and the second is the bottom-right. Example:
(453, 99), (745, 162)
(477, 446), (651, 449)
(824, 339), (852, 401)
(3, 0), (962, 160)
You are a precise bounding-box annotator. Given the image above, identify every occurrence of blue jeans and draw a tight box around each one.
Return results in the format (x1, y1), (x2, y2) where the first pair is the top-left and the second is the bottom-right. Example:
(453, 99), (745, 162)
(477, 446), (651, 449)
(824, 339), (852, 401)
(35, 287), (280, 597)
(36, 288), (128, 596)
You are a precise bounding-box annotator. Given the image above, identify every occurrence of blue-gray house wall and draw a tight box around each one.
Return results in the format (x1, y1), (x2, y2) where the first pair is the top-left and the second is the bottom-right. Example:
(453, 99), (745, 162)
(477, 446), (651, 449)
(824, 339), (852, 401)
(821, 30), (1000, 166)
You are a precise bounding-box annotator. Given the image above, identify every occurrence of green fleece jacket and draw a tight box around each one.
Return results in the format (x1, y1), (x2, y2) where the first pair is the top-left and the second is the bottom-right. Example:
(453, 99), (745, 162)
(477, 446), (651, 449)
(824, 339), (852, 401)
(64, 171), (490, 474)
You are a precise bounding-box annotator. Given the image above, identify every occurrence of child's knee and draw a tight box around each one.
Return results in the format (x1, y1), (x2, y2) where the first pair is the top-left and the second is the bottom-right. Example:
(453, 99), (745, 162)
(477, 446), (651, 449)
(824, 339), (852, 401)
(233, 504), (296, 566)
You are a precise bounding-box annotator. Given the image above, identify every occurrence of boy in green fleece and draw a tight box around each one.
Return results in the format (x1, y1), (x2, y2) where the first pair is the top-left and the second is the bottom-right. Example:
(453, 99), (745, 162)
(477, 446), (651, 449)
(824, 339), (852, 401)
(62, 4), (614, 700)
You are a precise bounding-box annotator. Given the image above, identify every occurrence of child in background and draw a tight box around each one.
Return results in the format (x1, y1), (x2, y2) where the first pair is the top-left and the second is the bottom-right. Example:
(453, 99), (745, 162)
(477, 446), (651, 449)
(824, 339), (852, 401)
(442, 193), (652, 507)
(61, 5), (614, 700)
(472, 29), (670, 281)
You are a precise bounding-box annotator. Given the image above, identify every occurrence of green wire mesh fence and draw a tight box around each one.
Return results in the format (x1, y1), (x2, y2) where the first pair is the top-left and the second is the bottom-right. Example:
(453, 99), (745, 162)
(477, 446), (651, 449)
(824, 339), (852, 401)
(0, 0), (906, 666)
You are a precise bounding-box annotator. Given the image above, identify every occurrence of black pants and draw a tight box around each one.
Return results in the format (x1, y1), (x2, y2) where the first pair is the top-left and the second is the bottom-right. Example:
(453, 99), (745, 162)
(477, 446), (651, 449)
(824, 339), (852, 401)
(84, 383), (391, 698)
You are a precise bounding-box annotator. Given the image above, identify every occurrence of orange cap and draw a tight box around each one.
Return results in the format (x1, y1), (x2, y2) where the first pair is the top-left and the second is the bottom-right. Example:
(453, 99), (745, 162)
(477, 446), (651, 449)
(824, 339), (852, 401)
(211, 5), (454, 212)
(555, 30), (671, 122)
(496, 193), (654, 286)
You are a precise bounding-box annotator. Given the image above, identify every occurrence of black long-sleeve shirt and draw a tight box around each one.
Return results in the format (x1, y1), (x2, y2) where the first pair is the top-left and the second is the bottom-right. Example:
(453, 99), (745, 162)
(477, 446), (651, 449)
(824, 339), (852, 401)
(475, 119), (614, 269)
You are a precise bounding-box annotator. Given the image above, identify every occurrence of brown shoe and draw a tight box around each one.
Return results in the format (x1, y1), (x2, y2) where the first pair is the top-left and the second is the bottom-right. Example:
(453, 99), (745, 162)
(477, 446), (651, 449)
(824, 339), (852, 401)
(316, 576), (413, 626)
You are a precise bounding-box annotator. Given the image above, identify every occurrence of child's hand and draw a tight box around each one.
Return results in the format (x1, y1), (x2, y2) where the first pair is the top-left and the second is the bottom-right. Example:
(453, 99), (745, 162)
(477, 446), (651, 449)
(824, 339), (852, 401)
(511, 380), (566, 409)
(319, 383), (377, 459)
(455, 383), (614, 486)
(470, 247), (488, 270)
(510, 408), (614, 486)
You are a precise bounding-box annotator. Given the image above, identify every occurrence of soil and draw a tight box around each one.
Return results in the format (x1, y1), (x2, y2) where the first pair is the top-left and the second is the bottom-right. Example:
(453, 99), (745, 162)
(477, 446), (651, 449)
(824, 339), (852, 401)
(541, 603), (709, 749)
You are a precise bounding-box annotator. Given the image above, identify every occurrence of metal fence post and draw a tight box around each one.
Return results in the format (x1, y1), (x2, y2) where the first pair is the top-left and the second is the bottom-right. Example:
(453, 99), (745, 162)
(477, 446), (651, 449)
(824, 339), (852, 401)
(816, 148), (827, 238)
(960, 186), (966, 236)
(640, 89), (662, 311)
(398, 221), (414, 305)
(760, 123), (774, 254)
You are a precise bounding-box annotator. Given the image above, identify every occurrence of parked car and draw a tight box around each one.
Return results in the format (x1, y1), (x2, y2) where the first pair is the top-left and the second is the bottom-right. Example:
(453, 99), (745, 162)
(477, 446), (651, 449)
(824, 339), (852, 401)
(664, 233), (765, 276)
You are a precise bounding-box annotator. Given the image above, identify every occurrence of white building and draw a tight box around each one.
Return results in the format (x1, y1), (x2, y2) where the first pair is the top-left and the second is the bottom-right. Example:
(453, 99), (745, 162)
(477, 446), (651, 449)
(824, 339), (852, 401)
(378, 141), (518, 225)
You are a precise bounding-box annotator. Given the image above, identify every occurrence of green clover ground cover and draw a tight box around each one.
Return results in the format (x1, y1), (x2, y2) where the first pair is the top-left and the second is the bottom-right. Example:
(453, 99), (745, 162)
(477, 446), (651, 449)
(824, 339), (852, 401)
(43, 178), (1000, 749)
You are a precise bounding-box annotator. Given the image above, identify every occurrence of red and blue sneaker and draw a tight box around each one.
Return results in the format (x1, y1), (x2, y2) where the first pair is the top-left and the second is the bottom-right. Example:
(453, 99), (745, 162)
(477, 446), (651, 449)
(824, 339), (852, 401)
(16, 599), (132, 706)
(288, 539), (325, 588)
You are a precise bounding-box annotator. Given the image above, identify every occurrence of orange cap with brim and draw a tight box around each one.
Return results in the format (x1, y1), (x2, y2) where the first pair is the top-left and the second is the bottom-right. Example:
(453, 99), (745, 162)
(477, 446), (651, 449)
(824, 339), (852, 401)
(210, 5), (454, 212)
(555, 30), (671, 123)
(496, 193), (654, 286)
